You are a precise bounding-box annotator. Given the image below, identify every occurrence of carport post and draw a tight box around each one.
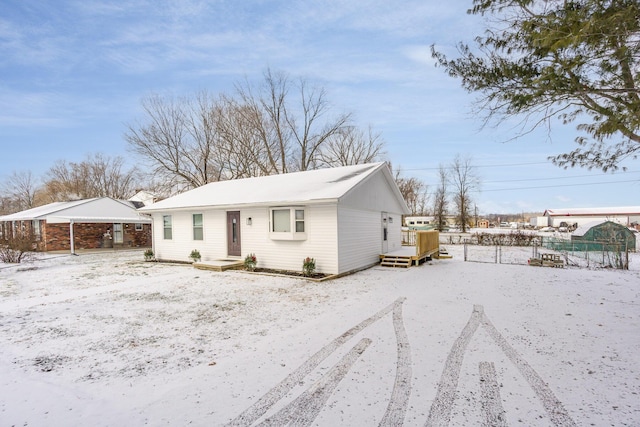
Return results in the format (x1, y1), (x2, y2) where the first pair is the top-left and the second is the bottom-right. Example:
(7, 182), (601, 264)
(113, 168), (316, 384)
(70, 219), (75, 255)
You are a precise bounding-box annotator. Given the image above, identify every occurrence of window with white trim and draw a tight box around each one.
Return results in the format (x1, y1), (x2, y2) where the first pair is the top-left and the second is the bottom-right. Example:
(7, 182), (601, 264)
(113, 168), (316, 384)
(270, 207), (306, 240)
(193, 213), (203, 240)
(32, 220), (41, 240)
(163, 215), (172, 240)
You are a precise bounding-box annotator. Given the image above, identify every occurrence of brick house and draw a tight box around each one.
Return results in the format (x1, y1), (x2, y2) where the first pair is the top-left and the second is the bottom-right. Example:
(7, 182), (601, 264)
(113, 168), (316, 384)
(0, 197), (152, 253)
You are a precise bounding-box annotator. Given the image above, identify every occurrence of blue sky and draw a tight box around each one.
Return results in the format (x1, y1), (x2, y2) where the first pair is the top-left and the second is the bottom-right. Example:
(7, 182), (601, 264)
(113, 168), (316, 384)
(1, 0), (638, 214)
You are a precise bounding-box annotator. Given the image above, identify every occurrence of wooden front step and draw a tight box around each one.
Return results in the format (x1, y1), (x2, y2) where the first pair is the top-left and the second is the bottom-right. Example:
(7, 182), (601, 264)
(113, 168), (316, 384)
(380, 255), (412, 268)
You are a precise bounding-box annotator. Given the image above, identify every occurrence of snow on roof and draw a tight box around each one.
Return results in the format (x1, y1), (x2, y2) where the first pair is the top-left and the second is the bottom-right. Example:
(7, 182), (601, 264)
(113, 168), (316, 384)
(0, 198), (150, 223)
(141, 163), (391, 212)
(544, 206), (640, 216)
(0, 199), (95, 221)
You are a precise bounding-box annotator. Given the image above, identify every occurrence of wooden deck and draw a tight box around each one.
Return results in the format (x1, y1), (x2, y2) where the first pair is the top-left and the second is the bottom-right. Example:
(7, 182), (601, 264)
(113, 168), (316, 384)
(380, 230), (446, 268)
(193, 259), (244, 272)
(379, 246), (441, 268)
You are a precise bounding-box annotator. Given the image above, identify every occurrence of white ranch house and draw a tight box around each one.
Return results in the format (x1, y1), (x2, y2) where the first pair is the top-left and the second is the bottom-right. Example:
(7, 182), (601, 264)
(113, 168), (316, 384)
(140, 163), (410, 275)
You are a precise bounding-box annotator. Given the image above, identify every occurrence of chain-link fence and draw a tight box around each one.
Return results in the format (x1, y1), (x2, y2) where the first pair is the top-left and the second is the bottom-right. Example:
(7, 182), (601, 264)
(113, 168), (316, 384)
(458, 241), (631, 269)
(460, 243), (547, 266)
(541, 237), (631, 269)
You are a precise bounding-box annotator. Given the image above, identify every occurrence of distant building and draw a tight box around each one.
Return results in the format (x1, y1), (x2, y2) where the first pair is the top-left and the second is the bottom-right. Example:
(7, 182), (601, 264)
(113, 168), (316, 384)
(476, 219), (490, 228)
(404, 216), (435, 229)
(543, 207), (640, 229)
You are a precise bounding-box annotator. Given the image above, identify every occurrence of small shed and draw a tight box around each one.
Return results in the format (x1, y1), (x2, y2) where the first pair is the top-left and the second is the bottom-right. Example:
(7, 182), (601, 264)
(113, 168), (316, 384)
(571, 220), (636, 251)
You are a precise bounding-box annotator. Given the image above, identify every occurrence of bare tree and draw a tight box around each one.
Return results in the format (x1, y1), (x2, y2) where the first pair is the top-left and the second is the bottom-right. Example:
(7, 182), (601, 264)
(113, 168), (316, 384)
(126, 69), (375, 189)
(318, 125), (385, 167)
(1, 171), (40, 211)
(234, 68), (352, 173)
(0, 196), (17, 216)
(233, 69), (291, 174)
(449, 154), (480, 233)
(433, 164), (449, 232)
(216, 95), (280, 178)
(43, 154), (140, 201)
(289, 77), (352, 171)
(392, 167), (429, 216)
(125, 92), (226, 192)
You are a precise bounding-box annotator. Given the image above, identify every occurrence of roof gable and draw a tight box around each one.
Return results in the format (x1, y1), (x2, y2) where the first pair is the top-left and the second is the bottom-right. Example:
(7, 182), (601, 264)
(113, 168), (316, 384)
(0, 199), (95, 221)
(0, 197), (150, 223)
(141, 163), (403, 212)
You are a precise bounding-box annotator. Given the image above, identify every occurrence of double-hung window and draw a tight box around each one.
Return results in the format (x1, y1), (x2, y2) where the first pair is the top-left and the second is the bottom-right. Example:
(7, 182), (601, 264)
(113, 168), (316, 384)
(163, 215), (172, 240)
(270, 207), (306, 240)
(32, 220), (41, 240)
(193, 214), (203, 240)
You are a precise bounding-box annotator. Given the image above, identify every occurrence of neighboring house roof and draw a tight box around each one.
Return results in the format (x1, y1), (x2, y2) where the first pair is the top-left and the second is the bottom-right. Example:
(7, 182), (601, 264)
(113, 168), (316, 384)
(544, 207), (640, 217)
(0, 197), (151, 223)
(0, 199), (93, 221)
(141, 163), (409, 213)
(129, 190), (158, 207)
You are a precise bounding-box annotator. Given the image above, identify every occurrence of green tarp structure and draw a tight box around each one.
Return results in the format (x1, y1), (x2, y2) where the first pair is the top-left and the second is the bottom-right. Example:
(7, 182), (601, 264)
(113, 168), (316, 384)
(545, 221), (636, 252)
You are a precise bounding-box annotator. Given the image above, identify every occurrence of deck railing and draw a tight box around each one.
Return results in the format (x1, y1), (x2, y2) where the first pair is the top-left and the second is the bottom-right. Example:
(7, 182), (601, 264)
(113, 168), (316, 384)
(416, 230), (439, 257)
(402, 230), (416, 246)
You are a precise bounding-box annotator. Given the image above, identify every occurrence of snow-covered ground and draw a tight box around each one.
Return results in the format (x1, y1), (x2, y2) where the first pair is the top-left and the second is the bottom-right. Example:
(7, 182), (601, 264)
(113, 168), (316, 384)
(1, 247), (639, 426)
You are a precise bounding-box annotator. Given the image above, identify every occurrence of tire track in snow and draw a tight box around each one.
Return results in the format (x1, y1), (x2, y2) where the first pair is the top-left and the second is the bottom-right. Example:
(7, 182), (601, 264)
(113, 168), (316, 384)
(425, 305), (483, 427)
(379, 300), (412, 426)
(226, 297), (406, 426)
(426, 305), (576, 427)
(256, 338), (372, 426)
(479, 361), (507, 427)
(481, 310), (576, 427)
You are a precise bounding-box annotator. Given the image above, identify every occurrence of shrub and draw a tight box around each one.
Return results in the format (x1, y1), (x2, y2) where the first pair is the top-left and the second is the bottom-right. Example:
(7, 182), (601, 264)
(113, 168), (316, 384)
(244, 253), (257, 271)
(0, 232), (37, 264)
(144, 249), (154, 261)
(302, 257), (316, 276)
(189, 249), (201, 262)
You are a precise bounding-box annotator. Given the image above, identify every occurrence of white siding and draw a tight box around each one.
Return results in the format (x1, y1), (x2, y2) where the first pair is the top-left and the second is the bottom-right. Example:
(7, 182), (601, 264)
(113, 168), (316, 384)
(240, 204), (339, 274)
(340, 170), (407, 214)
(151, 210), (226, 262)
(152, 204), (340, 274)
(336, 206), (403, 273)
(335, 169), (405, 273)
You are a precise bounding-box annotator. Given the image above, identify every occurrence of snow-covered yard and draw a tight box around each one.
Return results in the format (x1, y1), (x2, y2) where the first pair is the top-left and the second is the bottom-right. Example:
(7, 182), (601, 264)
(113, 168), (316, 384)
(1, 247), (638, 426)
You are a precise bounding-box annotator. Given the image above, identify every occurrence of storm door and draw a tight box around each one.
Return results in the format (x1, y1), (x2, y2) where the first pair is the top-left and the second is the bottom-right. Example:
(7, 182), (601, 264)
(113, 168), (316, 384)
(226, 211), (241, 256)
(113, 223), (123, 244)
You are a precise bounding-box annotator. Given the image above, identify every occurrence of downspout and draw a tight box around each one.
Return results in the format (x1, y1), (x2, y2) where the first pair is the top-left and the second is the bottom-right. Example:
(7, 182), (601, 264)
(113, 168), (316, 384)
(70, 219), (76, 255)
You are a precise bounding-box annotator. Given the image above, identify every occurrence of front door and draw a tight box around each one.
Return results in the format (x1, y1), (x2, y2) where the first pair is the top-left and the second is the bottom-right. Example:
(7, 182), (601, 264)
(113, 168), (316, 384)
(113, 223), (123, 244)
(227, 211), (241, 257)
(381, 212), (388, 253)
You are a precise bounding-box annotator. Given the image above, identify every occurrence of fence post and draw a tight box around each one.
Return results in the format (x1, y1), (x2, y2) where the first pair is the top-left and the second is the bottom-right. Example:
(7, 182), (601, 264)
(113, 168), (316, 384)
(464, 242), (467, 261)
(625, 243), (629, 270)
